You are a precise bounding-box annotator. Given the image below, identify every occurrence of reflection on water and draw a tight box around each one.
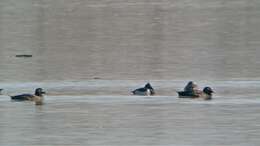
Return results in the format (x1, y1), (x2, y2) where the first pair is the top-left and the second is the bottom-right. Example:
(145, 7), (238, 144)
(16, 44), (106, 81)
(1, 93), (260, 146)
(1, 0), (260, 145)
(0, 80), (260, 145)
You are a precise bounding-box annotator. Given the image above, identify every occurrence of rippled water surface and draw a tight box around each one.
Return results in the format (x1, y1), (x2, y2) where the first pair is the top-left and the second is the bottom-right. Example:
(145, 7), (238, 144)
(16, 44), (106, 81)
(1, 80), (260, 146)
(1, 0), (260, 145)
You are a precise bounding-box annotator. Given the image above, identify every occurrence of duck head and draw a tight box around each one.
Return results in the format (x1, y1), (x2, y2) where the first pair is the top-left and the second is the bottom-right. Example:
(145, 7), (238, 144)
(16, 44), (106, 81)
(187, 81), (193, 86)
(35, 88), (46, 96)
(203, 87), (214, 95)
(145, 83), (155, 95)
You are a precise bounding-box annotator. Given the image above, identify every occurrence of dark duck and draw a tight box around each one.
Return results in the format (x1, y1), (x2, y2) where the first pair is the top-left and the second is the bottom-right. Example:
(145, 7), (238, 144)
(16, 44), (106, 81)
(10, 88), (46, 105)
(178, 81), (214, 100)
(132, 83), (155, 96)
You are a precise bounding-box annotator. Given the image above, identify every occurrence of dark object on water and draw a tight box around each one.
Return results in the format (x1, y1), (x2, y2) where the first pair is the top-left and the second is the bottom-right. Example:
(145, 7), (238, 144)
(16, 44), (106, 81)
(15, 55), (32, 58)
(93, 77), (101, 79)
(177, 91), (199, 98)
(132, 83), (155, 96)
(0, 89), (3, 95)
(184, 81), (194, 92)
(177, 87), (214, 100)
(10, 88), (46, 105)
(11, 94), (35, 101)
(11, 88), (45, 101)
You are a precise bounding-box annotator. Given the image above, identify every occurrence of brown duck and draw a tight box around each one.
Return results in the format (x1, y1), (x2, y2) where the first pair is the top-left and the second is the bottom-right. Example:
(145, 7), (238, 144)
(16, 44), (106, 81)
(10, 88), (46, 105)
(178, 87), (214, 100)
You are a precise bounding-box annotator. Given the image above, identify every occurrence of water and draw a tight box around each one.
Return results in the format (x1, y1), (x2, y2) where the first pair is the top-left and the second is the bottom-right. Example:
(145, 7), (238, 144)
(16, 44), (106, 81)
(1, 0), (260, 145)
(1, 0), (260, 81)
(1, 80), (260, 146)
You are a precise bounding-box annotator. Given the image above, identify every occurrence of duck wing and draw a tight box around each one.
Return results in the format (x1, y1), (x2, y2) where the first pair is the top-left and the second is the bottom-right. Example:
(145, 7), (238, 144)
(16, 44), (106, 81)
(133, 87), (146, 92)
(177, 91), (199, 98)
(11, 94), (34, 101)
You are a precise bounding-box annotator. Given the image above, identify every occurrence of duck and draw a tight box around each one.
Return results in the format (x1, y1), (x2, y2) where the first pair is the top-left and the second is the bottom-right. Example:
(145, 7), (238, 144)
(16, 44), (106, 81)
(132, 83), (155, 96)
(10, 88), (46, 105)
(177, 87), (214, 100)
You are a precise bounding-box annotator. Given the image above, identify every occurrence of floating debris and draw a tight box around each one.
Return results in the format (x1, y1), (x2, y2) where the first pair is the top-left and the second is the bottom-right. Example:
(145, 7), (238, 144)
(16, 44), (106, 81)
(15, 55), (33, 58)
(93, 77), (101, 80)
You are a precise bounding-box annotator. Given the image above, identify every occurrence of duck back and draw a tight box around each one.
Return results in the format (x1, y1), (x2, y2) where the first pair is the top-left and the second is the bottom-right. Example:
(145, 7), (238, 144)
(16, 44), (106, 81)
(11, 94), (34, 101)
(177, 91), (199, 98)
(132, 88), (149, 96)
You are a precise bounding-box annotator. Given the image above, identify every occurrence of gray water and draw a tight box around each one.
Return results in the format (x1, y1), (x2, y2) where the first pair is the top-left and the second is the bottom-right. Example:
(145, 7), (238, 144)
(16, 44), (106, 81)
(1, 0), (260, 145)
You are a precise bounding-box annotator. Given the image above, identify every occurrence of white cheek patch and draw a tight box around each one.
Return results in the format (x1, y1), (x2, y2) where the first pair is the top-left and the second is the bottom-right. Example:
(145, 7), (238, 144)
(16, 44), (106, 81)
(146, 89), (151, 96)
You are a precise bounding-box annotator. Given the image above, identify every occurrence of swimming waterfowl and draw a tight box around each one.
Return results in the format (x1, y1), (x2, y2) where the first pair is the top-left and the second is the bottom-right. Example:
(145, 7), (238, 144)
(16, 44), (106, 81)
(132, 83), (155, 96)
(0, 89), (3, 95)
(10, 88), (46, 105)
(178, 87), (214, 100)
